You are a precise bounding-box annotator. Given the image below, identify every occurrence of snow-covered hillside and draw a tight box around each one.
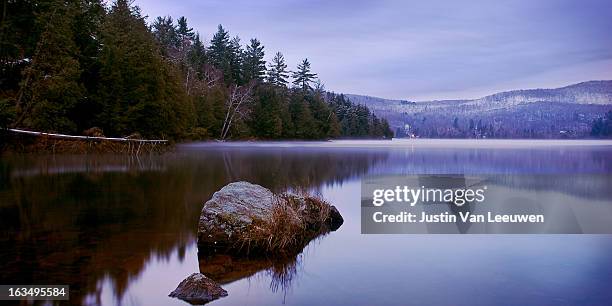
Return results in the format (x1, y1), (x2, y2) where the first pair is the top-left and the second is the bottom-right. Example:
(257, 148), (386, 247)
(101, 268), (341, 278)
(344, 81), (612, 138)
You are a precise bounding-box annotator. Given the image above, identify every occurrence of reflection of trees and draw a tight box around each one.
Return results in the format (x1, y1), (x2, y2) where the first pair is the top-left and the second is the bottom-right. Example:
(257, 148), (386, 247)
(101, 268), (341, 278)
(0, 166), (199, 305)
(0, 148), (387, 305)
(181, 147), (389, 192)
(5, 144), (608, 304)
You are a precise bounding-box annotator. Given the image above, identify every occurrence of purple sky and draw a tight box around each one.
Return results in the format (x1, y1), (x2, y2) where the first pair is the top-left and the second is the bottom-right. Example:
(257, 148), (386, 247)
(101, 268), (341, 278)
(134, 0), (612, 101)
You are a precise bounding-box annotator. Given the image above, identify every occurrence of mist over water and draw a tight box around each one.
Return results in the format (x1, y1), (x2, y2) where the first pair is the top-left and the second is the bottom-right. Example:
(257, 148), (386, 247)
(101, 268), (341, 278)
(1, 140), (611, 305)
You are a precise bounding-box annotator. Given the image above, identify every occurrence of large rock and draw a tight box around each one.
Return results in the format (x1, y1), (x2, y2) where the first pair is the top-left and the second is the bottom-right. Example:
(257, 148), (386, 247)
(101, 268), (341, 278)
(169, 273), (227, 304)
(197, 181), (343, 255)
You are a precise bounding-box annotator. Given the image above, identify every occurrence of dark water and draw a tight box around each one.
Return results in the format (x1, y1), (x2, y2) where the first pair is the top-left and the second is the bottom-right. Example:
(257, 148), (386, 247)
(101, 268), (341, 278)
(1, 140), (612, 305)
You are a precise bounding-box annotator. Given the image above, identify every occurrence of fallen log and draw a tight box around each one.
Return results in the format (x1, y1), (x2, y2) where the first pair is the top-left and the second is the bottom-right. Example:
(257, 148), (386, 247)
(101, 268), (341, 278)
(7, 128), (168, 143)
(1, 128), (170, 154)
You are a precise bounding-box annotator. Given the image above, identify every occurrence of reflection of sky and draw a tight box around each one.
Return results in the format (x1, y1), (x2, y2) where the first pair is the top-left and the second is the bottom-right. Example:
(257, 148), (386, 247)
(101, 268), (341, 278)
(90, 244), (200, 306)
(5, 143), (612, 305)
(135, 0), (612, 100)
(214, 180), (612, 305)
(122, 180), (612, 305)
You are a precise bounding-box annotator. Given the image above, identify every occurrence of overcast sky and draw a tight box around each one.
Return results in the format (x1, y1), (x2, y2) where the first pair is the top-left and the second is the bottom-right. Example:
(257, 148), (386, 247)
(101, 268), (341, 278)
(135, 0), (612, 101)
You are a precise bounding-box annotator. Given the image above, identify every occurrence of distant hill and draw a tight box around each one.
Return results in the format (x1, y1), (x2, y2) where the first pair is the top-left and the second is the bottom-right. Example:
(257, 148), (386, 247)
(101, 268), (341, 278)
(476, 80), (612, 105)
(344, 81), (612, 139)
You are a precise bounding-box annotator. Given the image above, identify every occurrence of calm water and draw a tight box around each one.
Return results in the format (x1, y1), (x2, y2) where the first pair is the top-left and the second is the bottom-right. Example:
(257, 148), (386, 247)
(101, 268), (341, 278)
(1, 139), (612, 305)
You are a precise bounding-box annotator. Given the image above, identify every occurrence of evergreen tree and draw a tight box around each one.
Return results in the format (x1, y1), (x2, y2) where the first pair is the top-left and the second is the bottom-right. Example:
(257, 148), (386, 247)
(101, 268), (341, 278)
(243, 38), (266, 82)
(188, 33), (206, 71)
(176, 16), (194, 42)
(71, 0), (106, 131)
(266, 52), (289, 87)
(0, 0), (39, 97)
(292, 58), (317, 90)
(305, 93), (332, 138)
(208, 25), (239, 83)
(208, 25), (230, 66)
(591, 111), (612, 138)
(289, 90), (315, 138)
(328, 111), (341, 138)
(151, 16), (178, 54)
(229, 36), (243, 84)
(96, 0), (194, 138)
(194, 85), (226, 137)
(382, 119), (393, 138)
(1, 4), (391, 142)
(14, 0), (85, 133)
(325, 92), (393, 138)
(249, 84), (284, 138)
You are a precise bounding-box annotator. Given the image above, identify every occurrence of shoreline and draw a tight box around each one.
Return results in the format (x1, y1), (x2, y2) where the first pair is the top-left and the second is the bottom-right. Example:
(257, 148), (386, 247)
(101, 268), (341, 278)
(177, 138), (612, 149)
(1, 129), (171, 155)
(3, 131), (612, 155)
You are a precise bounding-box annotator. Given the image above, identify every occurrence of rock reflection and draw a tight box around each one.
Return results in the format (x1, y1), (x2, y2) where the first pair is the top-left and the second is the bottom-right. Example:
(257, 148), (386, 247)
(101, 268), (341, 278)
(198, 246), (307, 300)
(199, 253), (301, 290)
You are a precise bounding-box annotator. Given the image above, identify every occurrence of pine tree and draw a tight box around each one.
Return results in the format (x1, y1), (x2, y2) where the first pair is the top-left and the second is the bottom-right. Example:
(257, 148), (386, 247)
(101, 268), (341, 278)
(267, 52), (289, 87)
(151, 16), (178, 54)
(194, 85), (226, 137)
(292, 58), (317, 90)
(208, 25), (229, 66)
(0, 0), (38, 97)
(229, 36), (243, 84)
(208, 25), (236, 83)
(243, 38), (266, 82)
(96, 0), (194, 138)
(2, 4), (391, 142)
(328, 111), (341, 138)
(382, 119), (393, 138)
(176, 16), (194, 42)
(249, 84), (284, 138)
(289, 90), (315, 138)
(14, 0), (85, 133)
(71, 0), (106, 131)
(188, 33), (206, 71)
(306, 92), (334, 138)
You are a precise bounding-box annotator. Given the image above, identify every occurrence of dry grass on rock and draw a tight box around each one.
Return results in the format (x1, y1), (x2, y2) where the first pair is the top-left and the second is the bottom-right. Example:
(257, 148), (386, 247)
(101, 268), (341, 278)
(236, 193), (334, 255)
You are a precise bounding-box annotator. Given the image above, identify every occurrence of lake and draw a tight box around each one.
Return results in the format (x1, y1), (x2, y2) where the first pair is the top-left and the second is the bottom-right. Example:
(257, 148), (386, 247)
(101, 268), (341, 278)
(2, 139), (612, 305)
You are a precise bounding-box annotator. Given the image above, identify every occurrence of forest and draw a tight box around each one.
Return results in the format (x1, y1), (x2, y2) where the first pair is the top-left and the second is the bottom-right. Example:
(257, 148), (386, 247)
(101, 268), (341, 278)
(0, 0), (393, 140)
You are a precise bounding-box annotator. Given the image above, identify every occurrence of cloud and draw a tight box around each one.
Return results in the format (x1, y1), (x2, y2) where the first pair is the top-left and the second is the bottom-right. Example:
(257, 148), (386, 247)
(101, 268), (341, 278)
(135, 0), (612, 100)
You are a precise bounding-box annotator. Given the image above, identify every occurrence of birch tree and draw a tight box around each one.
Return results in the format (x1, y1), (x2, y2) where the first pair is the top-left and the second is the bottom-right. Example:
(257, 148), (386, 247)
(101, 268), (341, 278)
(220, 82), (255, 140)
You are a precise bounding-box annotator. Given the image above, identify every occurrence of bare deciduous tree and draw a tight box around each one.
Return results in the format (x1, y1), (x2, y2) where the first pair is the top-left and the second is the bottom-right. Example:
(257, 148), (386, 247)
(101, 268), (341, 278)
(182, 65), (223, 99)
(220, 82), (255, 140)
(201, 65), (223, 89)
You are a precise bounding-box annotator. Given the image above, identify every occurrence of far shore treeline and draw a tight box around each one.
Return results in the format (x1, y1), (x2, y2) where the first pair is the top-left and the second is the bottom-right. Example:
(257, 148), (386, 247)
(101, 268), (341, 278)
(0, 0), (393, 141)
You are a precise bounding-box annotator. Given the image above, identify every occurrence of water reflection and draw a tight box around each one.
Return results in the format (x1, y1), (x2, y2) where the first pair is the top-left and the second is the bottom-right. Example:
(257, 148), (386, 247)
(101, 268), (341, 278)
(199, 253), (301, 293)
(0, 147), (387, 305)
(0, 141), (611, 305)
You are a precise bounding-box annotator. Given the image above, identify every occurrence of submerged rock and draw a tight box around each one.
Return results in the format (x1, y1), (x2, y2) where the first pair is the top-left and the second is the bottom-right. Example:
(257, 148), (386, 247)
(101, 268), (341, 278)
(169, 273), (227, 304)
(197, 181), (343, 255)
